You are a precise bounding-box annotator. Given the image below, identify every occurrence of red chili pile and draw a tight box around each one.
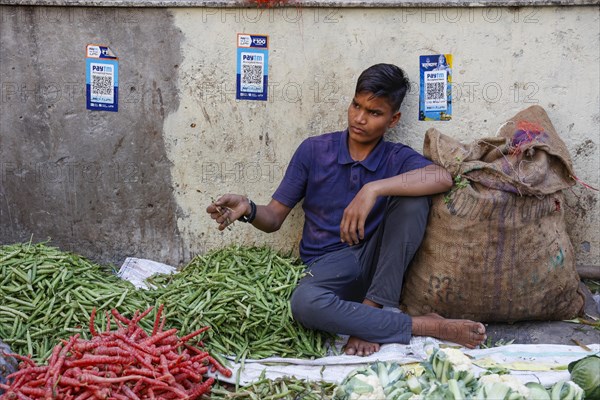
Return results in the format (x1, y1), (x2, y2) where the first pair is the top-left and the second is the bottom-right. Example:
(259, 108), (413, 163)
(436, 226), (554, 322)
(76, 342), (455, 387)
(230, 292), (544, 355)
(0, 305), (231, 399)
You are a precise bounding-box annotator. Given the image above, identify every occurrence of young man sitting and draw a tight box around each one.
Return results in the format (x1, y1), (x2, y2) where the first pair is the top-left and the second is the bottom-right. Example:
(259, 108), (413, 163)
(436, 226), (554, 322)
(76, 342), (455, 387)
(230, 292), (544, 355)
(207, 63), (486, 356)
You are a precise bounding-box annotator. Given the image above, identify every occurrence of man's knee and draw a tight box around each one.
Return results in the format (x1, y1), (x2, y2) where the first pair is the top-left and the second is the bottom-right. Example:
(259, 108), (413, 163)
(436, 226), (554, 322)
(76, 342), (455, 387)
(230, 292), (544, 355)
(290, 284), (323, 328)
(390, 195), (430, 214)
(387, 196), (430, 225)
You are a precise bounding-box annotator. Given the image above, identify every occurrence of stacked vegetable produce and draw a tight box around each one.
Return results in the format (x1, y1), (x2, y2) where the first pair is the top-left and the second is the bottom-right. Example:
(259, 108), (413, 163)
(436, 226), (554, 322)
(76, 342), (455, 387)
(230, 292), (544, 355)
(0, 242), (330, 365)
(0, 306), (230, 399)
(211, 374), (338, 399)
(147, 246), (331, 360)
(3, 242), (597, 399)
(334, 348), (597, 400)
(0, 242), (151, 362)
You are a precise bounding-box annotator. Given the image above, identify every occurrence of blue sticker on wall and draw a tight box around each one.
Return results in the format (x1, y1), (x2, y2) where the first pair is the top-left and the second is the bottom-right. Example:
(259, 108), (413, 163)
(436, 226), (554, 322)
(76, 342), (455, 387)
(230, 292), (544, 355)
(236, 34), (269, 101)
(86, 45), (119, 112)
(419, 54), (452, 121)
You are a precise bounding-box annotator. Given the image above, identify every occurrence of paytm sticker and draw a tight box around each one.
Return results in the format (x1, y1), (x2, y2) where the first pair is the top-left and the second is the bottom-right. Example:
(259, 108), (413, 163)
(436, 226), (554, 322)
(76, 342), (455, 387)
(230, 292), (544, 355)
(86, 44), (119, 112)
(419, 54), (452, 121)
(236, 33), (269, 101)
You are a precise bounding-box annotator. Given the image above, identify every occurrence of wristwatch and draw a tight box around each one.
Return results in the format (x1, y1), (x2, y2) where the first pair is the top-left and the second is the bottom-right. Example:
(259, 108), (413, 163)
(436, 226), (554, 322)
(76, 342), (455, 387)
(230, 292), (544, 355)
(237, 198), (257, 223)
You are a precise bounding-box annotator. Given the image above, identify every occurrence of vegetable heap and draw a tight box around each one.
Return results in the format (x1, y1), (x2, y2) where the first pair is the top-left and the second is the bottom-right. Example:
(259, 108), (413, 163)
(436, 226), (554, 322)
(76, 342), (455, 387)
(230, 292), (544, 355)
(0, 306), (230, 399)
(148, 245), (332, 360)
(211, 374), (338, 400)
(0, 242), (150, 362)
(333, 361), (405, 400)
(0, 243), (331, 363)
(334, 348), (589, 400)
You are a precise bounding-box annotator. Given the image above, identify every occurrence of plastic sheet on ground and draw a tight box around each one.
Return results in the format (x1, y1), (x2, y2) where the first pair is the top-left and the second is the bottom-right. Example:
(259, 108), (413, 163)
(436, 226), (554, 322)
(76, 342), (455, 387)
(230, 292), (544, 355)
(117, 257), (176, 289)
(217, 339), (600, 387)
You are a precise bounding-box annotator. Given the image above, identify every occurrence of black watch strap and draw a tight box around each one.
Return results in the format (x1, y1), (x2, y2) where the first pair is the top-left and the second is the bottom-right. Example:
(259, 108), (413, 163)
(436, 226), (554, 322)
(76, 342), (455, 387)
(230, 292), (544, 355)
(238, 199), (256, 223)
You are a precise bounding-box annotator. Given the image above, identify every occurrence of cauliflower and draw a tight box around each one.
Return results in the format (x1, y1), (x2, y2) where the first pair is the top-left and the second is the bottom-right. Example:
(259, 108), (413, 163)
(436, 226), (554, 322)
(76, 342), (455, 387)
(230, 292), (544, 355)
(439, 348), (472, 372)
(477, 374), (530, 399)
(347, 374), (386, 400)
(426, 348), (475, 385)
(335, 367), (387, 400)
(335, 361), (411, 400)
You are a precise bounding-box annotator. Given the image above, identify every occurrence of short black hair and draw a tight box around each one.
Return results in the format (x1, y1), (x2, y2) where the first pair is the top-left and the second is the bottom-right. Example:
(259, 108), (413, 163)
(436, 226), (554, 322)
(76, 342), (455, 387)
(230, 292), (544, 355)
(355, 64), (410, 112)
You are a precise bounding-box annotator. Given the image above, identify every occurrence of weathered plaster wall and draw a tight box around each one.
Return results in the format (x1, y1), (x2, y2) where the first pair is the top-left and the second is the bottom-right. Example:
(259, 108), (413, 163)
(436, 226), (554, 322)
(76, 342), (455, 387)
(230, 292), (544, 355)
(0, 6), (185, 264)
(165, 6), (600, 266)
(1, 5), (598, 267)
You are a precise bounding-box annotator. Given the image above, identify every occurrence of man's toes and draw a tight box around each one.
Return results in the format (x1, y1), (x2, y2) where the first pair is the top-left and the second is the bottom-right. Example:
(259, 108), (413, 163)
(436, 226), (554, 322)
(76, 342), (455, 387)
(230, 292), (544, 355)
(345, 346), (356, 355)
(473, 331), (486, 341)
(469, 333), (486, 348)
(362, 345), (378, 357)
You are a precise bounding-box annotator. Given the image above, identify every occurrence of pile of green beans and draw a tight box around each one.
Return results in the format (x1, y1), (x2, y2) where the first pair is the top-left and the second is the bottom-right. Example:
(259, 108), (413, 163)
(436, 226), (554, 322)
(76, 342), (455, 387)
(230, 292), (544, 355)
(148, 246), (333, 360)
(0, 242), (153, 362)
(211, 376), (338, 399)
(0, 243), (332, 363)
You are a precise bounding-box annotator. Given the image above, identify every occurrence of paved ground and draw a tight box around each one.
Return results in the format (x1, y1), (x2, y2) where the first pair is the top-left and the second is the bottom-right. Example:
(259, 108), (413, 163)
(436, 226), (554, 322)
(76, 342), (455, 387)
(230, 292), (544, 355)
(484, 283), (600, 346)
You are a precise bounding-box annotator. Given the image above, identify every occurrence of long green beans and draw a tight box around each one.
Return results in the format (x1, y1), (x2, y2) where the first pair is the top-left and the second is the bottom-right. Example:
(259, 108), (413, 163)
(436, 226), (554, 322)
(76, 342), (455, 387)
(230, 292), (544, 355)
(0, 243), (333, 363)
(0, 242), (152, 362)
(211, 374), (338, 399)
(148, 245), (333, 361)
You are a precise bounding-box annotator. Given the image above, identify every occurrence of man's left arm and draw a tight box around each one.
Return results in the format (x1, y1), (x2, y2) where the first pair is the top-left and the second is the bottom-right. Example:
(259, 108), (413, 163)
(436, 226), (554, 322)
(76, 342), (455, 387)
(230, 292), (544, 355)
(339, 164), (452, 245)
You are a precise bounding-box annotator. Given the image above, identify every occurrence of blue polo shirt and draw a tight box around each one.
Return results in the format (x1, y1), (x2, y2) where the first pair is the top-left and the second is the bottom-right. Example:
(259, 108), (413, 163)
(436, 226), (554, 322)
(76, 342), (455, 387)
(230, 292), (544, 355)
(273, 130), (432, 264)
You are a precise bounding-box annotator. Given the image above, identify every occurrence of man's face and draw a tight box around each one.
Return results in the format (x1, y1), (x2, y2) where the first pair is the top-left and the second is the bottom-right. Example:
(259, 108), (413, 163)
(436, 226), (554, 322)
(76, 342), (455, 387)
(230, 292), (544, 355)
(347, 91), (401, 147)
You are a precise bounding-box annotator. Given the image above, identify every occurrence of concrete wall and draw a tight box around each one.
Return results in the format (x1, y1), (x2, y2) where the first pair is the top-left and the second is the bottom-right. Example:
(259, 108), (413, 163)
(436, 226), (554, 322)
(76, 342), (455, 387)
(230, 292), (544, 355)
(1, 4), (598, 267)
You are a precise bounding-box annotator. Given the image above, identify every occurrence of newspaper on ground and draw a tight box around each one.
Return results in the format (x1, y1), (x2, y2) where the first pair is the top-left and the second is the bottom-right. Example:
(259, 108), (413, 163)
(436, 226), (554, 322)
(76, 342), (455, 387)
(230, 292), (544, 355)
(117, 257), (177, 289)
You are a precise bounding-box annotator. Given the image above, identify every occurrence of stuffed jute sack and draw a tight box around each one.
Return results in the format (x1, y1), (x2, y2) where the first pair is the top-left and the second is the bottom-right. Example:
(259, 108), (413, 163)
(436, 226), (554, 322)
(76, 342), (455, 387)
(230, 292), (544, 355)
(401, 105), (585, 322)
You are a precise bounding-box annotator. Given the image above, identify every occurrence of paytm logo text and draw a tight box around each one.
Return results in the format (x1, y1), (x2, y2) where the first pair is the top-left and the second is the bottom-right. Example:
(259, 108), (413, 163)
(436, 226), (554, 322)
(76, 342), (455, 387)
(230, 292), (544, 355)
(243, 54), (263, 61)
(92, 65), (112, 72)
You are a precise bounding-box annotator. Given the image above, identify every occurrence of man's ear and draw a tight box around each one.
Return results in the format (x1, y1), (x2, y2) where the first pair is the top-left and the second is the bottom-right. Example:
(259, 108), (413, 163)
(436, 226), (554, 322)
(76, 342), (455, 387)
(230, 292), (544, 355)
(389, 111), (402, 128)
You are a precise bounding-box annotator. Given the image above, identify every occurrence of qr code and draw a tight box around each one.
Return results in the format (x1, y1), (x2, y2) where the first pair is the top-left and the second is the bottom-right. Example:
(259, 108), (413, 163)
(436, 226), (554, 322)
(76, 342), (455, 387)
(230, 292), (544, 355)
(242, 64), (263, 86)
(426, 81), (445, 101)
(92, 75), (113, 96)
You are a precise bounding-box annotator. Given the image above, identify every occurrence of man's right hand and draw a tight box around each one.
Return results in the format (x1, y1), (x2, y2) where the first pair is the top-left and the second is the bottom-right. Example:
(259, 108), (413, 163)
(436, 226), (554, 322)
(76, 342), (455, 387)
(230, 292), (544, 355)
(206, 194), (250, 231)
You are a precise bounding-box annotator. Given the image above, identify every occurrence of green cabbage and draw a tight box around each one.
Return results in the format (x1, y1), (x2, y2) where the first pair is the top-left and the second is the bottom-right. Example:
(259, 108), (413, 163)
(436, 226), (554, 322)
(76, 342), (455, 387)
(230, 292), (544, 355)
(568, 354), (600, 400)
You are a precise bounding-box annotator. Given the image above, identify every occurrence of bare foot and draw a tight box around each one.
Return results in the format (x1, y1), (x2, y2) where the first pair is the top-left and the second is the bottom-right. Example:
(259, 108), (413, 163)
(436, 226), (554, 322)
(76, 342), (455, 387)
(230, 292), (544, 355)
(412, 313), (486, 349)
(344, 336), (380, 356)
(344, 298), (382, 356)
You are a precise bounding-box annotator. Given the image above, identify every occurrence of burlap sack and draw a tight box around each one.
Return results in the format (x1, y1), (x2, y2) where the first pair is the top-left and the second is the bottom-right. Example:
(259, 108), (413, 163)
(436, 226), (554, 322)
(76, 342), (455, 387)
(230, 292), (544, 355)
(401, 105), (585, 322)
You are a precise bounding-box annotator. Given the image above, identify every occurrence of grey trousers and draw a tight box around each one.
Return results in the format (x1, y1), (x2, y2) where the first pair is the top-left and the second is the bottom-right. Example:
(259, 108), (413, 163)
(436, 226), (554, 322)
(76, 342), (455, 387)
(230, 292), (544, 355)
(290, 196), (430, 344)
